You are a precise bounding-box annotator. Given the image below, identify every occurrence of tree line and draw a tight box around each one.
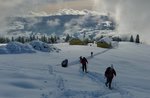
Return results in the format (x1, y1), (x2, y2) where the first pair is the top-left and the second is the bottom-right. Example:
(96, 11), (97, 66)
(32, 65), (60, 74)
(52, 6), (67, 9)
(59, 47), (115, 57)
(112, 34), (140, 43)
(0, 34), (141, 44)
(129, 34), (140, 43)
(0, 35), (60, 44)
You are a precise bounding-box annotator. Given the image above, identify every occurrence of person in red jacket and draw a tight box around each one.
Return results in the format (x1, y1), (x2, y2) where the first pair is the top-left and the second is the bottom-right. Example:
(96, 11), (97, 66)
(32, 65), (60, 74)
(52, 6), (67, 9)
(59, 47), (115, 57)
(81, 57), (88, 73)
(105, 64), (116, 89)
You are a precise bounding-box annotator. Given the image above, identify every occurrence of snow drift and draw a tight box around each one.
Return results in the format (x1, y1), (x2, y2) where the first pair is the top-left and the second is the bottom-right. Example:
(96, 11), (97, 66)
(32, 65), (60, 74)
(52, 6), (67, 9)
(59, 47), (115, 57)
(0, 42), (35, 54)
(30, 40), (60, 52)
(0, 41), (60, 54)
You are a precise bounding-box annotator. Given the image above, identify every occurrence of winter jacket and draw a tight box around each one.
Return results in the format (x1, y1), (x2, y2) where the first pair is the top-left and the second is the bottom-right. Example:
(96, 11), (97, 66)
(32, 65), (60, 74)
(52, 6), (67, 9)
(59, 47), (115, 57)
(81, 57), (88, 65)
(105, 67), (116, 79)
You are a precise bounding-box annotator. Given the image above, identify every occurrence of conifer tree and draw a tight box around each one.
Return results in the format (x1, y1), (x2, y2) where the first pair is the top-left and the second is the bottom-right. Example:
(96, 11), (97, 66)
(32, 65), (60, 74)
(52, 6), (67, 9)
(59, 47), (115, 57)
(135, 34), (140, 43)
(130, 35), (134, 42)
(21, 37), (25, 43)
(51, 36), (54, 43)
(5, 38), (10, 43)
(43, 35), (47, 43)
(65, 34), (70, 42)
(54, 36), (57, 43)
(11, 37), (15, 42)
(0, 37), (5, 43)
(29, 36), (33, 41)
(48, 37), (52, 43)
(17, 36), (22, 42)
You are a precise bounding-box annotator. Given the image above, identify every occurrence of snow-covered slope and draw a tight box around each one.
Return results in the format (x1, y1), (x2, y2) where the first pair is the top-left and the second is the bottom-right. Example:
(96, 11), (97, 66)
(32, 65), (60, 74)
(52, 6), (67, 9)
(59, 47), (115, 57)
(30, 40), (60, 52)
(0, 42), (150, 98)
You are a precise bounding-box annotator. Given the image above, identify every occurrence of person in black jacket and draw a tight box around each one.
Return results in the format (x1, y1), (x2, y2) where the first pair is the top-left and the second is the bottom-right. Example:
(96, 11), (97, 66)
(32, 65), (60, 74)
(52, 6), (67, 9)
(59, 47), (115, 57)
(105, 64), (116, 89)
(81, 57), (88, 73)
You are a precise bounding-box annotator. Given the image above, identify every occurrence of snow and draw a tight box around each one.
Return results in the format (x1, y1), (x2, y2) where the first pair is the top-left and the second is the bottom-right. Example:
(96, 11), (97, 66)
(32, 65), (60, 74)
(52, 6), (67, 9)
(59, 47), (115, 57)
(0, 42), (36, 54)
(98, 37), (112, 44)
(30, 40), (60, 52)
(0, 42), (150, 98)
(0, 41), (60, 54)
(102, 21), (112, 27)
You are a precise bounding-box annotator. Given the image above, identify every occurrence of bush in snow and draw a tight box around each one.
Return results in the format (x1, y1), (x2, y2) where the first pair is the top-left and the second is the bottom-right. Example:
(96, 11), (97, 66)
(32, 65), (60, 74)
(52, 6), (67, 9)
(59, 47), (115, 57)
(30, 40), (60, 52)
(0, 42), (36, 54)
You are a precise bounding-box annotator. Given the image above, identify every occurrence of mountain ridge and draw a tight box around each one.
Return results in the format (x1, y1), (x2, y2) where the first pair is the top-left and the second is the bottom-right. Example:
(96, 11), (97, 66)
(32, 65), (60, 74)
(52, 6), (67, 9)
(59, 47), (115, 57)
(7, 9), (116, 39)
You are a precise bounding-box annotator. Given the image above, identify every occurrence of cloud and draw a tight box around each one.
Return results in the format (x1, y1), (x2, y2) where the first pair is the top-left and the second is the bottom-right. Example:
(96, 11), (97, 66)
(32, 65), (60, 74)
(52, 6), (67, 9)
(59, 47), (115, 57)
(0, 0), (23, 7)
(47, 19), (60, 27)
(0, 0), (45, 33)
(26, 17), (42, 28)
(8, 21), (24, 30)
(118, 0), (150, 44)
(64, 19), (81, 35)
(0, 0), (92, 33)
(93, 0), (150, 44)
(42, 0), (93, 13)
(64, 13), (109, 35)
(0, 0), (27, 33)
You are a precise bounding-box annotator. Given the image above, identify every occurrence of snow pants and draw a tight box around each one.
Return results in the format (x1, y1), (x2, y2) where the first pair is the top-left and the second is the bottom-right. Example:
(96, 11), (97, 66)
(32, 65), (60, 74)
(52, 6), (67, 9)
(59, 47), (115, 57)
(82, 64), (87, 72)
(105, 77), (113, 89)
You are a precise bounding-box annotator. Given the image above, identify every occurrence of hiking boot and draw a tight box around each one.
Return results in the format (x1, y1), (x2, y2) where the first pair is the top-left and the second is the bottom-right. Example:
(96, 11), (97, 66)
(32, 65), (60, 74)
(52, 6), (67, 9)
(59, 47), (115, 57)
(109, 85), (112, 89)
(105, 83), (108, 87)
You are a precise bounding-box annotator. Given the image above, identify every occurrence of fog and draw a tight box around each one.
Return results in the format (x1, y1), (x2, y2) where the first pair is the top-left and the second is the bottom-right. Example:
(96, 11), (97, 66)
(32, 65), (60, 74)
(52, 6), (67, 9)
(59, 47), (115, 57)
(93, 0), (150, 44)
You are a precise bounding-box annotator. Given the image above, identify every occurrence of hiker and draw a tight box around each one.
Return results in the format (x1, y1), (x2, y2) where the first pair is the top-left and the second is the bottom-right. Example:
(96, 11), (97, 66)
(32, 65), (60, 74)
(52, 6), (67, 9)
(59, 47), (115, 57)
(91, 52), (93, 57)
(81, 57), (88, 73)
(79, 56), (82, 64)
(104, 64), (116, 89)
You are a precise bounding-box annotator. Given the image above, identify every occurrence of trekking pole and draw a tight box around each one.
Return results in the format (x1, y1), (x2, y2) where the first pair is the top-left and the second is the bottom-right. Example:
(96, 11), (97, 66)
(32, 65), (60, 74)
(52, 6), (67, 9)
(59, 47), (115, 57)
(113, 77), (117, 89)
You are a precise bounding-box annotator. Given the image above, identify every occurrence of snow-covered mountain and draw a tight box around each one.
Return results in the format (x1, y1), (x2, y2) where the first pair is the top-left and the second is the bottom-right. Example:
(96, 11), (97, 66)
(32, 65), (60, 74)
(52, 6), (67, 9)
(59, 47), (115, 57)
(7, 9), (116, 38)
(0, 42), (150, 98)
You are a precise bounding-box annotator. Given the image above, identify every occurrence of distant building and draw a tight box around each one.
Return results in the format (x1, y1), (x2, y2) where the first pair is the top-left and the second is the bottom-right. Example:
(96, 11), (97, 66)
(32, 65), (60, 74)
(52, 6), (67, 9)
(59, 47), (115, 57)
(69, 38), (84, 45)
(97, 37), (112, 48)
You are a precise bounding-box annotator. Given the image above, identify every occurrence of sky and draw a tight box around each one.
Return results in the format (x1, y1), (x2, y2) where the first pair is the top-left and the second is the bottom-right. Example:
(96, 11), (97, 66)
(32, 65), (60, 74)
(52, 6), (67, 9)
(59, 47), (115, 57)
(0, 0), (150, 44)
